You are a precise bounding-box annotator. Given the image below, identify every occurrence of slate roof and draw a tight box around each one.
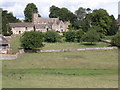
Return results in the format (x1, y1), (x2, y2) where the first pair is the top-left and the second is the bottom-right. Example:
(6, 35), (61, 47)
(9, 23), (34, 27)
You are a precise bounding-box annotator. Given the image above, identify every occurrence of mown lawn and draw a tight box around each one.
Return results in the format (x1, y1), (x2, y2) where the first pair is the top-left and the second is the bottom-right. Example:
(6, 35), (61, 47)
(2, 49), (118, 88)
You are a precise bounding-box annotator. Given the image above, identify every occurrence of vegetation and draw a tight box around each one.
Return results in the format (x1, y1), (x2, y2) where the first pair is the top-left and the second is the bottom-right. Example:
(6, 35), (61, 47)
(20, 31), (44, 50)
(8, 35), (21, 53)
(49, 5), (77, 24)
(75, 29), (85, 42)
(3, 50), (118, 88)
(24, 3), (40, 22)
(2, 10), (20, 36)
(81, 29), (100, 44)
(44, 31), (61, 43)
(111, 31), (120, 47)
(8, 35), (111, 53)
(65, 31), (76, 42)
(49, 6), (118, 35)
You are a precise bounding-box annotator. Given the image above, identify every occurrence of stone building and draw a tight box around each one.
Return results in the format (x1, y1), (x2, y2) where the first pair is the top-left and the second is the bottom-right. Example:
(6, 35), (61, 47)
(0, 35), (10, 54)
(9, 13), (70, 34)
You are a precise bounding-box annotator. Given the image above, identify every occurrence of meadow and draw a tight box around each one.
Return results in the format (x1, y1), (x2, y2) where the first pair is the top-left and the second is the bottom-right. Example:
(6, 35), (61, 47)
(2, 49), (118, 88)
(8, 35), (111, 53)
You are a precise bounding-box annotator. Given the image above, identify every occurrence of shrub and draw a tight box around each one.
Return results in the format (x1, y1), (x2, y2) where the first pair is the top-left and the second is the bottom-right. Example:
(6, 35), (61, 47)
(75, 29), (85, 42)
(81, 29), (100, 44)
(44, 31), (61, 43)
(65, 31), (76, 42)
(20, 31), (44, 50)
(111, 31), (120, 47)
(99, 33), (105, 39)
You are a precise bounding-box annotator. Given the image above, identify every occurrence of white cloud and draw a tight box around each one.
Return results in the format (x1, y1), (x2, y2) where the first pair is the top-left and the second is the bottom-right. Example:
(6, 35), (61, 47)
(0, 0), (119, 19)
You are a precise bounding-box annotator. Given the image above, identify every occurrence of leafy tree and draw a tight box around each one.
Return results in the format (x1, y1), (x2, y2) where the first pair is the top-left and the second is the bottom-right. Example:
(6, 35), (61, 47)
(88, 9), (113, 35)
(24, 3), (39, 22)
(108, 15), (118, 35)
(65, 31), (76, 42)
(2, 10), (20, 36)
(68, 24), (74, 31)
(111, 31), (120, 47)
(81, 29), (100, 44)
(44, 31), (61, 43)
(20, 31), (44, 50)
(75, 7), (86, 21)
(49, 5), (77, 24)
(75, 29), (85, 42)
(86, 8), (92, 14)
(49, 5), (60, 18)
(79, 8), (117, 35)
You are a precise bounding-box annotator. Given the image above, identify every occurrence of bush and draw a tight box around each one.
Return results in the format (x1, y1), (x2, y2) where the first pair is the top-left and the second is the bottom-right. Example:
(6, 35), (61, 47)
(81, 29), (100, 44)
(99, 33), (105, 39)
(20, 31), (44, 50)
(44, 31), (61, 43)
(65, 31), (76, 42)
(111, 31), (120, 47)
(75, 29), (85, 42)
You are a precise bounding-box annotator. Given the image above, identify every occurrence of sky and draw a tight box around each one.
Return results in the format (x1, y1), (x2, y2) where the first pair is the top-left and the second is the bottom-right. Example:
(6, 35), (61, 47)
(0, 0), (120, 19)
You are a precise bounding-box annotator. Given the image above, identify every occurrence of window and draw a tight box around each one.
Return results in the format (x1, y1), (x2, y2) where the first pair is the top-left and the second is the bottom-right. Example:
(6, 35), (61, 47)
(26, 27), (27, 30)
(60, 26), (63, 28)
(19, 31), (21, 34)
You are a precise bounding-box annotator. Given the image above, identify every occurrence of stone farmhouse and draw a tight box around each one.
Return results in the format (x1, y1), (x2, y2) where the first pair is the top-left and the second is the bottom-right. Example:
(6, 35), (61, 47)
(9, 13), (70, 34)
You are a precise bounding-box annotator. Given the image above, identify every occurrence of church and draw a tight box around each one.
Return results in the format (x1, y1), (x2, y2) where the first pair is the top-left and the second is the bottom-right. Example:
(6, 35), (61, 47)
(9, 13), (70, 34)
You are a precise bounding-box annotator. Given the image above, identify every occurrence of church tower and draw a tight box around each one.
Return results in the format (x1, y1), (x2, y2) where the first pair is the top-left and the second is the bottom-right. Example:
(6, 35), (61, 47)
(32, 13), (39, 24)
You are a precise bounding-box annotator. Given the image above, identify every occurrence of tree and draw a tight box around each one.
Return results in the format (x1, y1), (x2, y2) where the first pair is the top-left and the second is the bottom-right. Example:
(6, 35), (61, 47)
(108, 15), (118, 35)
(20, 31), (44, 50)
(75, 29), (85, 42)
(44, 31), (61, 43)
(2, 10), (20, 36)
(88, 9), (113, 35)
(68, 24), (74, 31)
(65, 31), (76, 42)
(24, 3), (39, 22)
(49, 6), (77, 23)
(80, 8), (117, 35)
(49, 5), (60, 18)
(75, 7), (86, 21)
(81, 29), (100, 44)
(111, 31), (120, 47)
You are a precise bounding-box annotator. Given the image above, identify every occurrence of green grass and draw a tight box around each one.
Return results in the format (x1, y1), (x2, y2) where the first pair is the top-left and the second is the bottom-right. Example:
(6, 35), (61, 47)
(42, 42), (111, 50)
(2, 49), (118, 88)
(8, 35), (21, 53)
(102, 36), (114, 40)
(8, 35), (111, 53)
(3, 68), (117, 76)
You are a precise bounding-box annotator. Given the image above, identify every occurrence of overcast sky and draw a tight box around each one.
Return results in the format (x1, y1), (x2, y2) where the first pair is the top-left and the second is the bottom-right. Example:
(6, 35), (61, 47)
(0, 0), (119, 19)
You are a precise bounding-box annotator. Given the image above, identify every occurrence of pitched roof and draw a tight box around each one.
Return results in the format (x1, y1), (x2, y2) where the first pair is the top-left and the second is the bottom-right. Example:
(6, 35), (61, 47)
(9, 23), (34, 27)
(37, 18), (59, 24)
(0, 35), (9, 45)
(35, 24), (52, 29)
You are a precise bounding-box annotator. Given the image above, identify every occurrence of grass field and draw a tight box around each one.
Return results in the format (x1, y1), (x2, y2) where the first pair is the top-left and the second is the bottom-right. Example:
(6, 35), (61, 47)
(2, 49), (118, 88)
(8, 35), (111, 53)
(8, 35), (21, 53)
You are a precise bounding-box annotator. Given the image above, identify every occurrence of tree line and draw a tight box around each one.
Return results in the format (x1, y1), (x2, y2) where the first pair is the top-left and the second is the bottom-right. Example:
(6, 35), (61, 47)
(1, 3), (118, 36)
(24, 3), (118, 36)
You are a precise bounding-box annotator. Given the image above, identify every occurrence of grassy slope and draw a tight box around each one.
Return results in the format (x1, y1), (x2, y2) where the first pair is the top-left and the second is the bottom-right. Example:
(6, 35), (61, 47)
(8, 35), (21, 53)
(2, 49), (118, 88)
